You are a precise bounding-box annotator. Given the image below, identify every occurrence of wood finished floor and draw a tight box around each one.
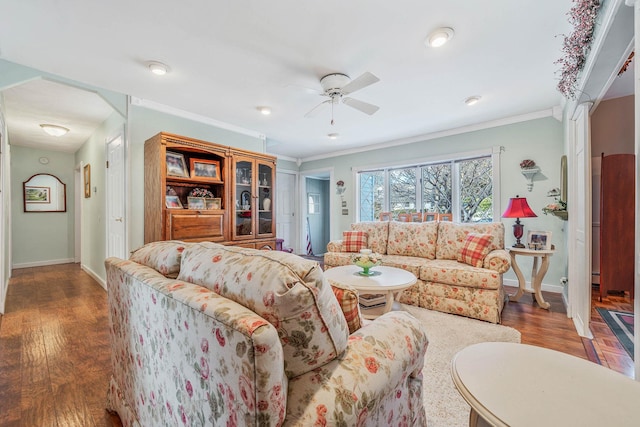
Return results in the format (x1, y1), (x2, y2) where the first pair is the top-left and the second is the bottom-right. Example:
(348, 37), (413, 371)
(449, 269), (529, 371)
(0, 263), (634, 426)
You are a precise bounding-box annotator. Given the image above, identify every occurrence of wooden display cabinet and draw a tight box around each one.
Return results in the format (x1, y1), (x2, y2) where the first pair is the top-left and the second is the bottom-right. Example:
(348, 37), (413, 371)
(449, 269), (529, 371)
(231, 151), (276, 242)
(144, 132), (276, 249)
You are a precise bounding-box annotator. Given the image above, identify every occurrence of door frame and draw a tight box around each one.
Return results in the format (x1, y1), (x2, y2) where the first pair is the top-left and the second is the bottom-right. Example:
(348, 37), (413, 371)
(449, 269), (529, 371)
(299, 167), (334, 254)
(275, 169), (298, 253)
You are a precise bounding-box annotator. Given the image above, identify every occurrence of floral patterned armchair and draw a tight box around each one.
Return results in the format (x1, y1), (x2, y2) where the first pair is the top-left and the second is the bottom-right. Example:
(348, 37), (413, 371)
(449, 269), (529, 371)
(105, 241), (428, 426)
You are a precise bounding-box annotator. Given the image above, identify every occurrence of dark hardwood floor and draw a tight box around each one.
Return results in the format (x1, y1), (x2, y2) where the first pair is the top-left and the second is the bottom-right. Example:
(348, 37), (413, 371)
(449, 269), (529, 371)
(0, 263), (634, 426)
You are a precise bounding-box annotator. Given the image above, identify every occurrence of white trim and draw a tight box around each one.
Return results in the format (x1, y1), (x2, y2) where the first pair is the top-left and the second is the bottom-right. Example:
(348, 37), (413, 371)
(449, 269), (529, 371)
(302, 108), (556, 163)
(81, 264), (107, 290)
(274, 153), (298, 163)
(74, 162), (82, 263)
(12, 258), (75, 269)
(299, 168), (334, 253)
(503, 278), (564, 294)
(130, 96), (266, 141)
(592, 39), (635, 110)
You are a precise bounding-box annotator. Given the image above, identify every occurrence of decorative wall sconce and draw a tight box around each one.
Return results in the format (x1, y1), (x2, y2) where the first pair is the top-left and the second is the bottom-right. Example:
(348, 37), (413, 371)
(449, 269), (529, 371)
(519, 160), (540, 192)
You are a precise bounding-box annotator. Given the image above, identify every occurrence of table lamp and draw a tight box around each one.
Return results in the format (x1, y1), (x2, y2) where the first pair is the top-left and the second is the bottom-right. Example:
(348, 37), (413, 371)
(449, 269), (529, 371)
(502, 195), (537, 248)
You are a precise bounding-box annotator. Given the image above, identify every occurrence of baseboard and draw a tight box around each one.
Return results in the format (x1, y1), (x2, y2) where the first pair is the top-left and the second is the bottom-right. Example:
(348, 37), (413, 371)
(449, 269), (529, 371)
(81, 264), (107, 290)
(12, 258), (75, 269)
(503, 278), (563, 294)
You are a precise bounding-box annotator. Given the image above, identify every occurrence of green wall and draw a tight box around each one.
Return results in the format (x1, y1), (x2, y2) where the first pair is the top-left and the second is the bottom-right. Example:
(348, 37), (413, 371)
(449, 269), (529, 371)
(75, 112), (126, 280)
(301, 117), (567, 289)
(11, 146), (76, 266)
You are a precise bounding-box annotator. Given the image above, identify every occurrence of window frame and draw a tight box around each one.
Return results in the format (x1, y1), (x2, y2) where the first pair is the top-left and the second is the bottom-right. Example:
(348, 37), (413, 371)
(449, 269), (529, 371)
(354, 146), (502, 222)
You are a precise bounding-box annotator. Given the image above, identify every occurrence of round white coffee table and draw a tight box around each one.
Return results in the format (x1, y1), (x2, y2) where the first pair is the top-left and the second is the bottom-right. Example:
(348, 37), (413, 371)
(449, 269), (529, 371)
(323, 265), (416, 319)
(451, 342), (640, 427)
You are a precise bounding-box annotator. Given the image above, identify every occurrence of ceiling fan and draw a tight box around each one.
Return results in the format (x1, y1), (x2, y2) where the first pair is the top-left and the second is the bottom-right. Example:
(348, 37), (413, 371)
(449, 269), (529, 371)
(304, 72), (380, 125)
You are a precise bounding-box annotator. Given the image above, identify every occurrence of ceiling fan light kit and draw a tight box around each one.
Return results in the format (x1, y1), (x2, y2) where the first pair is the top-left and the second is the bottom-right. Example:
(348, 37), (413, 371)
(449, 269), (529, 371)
(305, 71), (381, 125)
(328, 133), (339, 139)
(40, 124), (69, 137)
(426, 27), (454, 48)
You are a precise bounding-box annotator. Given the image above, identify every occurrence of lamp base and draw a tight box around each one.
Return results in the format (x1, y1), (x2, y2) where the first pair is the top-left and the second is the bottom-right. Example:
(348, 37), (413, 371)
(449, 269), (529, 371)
(512, 242), (525, 249)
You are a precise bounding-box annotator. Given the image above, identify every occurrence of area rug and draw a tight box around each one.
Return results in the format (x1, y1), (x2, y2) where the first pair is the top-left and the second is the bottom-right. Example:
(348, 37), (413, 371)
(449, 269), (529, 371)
(401, 304), (521, 427)
(596, 307), (634, 359)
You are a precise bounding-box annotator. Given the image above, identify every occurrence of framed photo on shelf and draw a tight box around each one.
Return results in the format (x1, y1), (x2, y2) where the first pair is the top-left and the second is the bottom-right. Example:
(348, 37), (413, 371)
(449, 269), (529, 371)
(187, 197), (206, 210)
(527, 231), (552, 250)
(165, 195), (183, 209)
(166, 151), (189, 178)
(190, 158), (221, 181)
(205, 197), (221, 210)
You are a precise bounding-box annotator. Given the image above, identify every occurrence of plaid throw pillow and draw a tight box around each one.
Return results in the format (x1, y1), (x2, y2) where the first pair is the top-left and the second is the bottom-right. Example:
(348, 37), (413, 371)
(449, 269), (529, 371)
(328, 279), (363, 334)
(458, 233), (493, 268)
(342, 231), (368, 252)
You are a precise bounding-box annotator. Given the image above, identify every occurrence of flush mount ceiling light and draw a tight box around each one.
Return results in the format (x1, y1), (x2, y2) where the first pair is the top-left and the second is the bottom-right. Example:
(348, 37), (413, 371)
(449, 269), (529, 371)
(257, 106), (272, 115)
(426, 27), (454, 48)
(40, 124), (69, 137)
(464, 96), (481, 106)
(328, 133), (339, 140)
(147, 61), (170, 75)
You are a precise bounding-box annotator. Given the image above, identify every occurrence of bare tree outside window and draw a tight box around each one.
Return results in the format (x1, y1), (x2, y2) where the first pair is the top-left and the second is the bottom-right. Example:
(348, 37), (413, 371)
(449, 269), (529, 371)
(422, 163), (452, 214)
(359, 171), (384, 221)
(459, 158), (492, 222)
(389, 168), (416, 217)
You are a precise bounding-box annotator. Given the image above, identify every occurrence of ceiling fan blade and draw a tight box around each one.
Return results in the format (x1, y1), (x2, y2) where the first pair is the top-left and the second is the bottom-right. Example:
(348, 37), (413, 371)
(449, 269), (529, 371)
(343, 97), (380, 115)
(304, 99), (331, 118)
(341, 72), (380, 95)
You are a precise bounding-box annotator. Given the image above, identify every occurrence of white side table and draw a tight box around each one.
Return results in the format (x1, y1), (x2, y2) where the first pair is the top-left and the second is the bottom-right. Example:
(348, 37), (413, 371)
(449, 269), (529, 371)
(508, 247), (554, 309)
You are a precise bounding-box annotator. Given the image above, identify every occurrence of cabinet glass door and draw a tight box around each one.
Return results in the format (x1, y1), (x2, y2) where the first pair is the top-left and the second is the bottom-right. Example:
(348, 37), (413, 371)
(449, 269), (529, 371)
(256, 162), (274, 237)
(235, 160), (253, 237)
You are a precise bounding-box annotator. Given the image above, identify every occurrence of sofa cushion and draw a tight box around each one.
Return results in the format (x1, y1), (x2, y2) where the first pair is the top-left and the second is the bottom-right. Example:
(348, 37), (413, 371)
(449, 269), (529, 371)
(378, 254), (423, 278)
(328, 280), (363, 334)
(351, 221), (389, 255)
(342, 230), (368, 252)
(436, 222), (505, 260)
(458, 233), (493, 267)
(129, 240), (188, 278)
(324, 252), (353, 268)
(177, 242), (350, 378)
(387, 221), (438, 259)
(419, 259), (502, 289)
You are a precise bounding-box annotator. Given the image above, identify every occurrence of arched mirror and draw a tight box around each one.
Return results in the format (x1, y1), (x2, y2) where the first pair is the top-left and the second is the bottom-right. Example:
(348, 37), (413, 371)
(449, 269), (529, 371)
(23, 173), (67, 212)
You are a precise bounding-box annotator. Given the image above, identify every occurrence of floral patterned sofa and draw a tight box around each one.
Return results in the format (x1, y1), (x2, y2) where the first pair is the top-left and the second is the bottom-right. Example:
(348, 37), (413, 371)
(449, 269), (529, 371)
(105, 241), (428, 426)
(324, 221), (511, 323)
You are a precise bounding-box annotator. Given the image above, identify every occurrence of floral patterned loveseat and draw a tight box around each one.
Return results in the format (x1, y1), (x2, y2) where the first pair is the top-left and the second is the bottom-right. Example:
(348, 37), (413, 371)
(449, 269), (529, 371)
(324, 221), (511, 323)
(105, 241), (428, 426)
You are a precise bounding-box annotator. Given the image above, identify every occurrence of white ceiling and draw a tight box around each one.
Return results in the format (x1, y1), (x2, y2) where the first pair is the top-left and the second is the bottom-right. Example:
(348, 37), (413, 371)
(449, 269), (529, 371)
(0, 0), (623, 160)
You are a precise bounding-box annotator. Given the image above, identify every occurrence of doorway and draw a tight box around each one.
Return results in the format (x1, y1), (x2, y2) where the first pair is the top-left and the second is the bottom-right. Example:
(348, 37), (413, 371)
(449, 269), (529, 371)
(299, 168), (333, 256)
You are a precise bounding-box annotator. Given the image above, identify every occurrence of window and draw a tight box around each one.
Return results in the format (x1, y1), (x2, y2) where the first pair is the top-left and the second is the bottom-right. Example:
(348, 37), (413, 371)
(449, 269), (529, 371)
(357, 153), (495, 223)
(308, 193), (320, 214)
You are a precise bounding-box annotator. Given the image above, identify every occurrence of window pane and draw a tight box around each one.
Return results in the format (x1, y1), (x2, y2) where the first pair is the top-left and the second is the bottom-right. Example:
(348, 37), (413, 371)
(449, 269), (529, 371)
(359, 171), (384, 221)
(459, 157), (493, 222)
(421, 163), (452, 214)
(389, 167), (417, 216)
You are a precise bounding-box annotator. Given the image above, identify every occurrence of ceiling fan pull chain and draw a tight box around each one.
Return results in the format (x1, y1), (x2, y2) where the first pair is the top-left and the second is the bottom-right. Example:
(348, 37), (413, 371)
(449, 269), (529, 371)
(331, 99), (335, 126)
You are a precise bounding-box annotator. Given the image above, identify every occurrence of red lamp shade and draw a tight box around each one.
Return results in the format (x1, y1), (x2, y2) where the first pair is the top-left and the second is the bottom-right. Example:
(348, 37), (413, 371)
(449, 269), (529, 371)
(502, 196), (537, 248)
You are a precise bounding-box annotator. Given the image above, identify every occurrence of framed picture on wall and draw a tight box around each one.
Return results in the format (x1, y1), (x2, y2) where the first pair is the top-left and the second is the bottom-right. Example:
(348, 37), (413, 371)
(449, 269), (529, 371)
(84, 164), (91, 198)
(190, 158), (221, 181)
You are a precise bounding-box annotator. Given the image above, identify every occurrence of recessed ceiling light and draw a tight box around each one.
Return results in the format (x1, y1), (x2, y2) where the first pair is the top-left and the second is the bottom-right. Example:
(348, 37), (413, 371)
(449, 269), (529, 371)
(426, 27), (454, 48)
(464, 96), (481, 106)
(328, 133), (339, 140)
(147, 61), (170, 75)
(40, 124), (69, 137)
(257, 106), (272, 115)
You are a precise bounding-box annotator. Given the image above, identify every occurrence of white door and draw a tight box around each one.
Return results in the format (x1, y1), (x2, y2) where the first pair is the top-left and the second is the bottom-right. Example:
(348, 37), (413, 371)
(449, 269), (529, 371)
(276, 171), (296, 253)
(568, 103), (593, 338)
(106, 131), (127, 259)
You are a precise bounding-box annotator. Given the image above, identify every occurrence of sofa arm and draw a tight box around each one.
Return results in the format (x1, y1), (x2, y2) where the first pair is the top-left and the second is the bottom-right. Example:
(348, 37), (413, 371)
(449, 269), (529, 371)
(483, 249), (511, 273)
(106, 258), (288, 427)
(285, 311), (427, 425)
(326, 239), (344, 252)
